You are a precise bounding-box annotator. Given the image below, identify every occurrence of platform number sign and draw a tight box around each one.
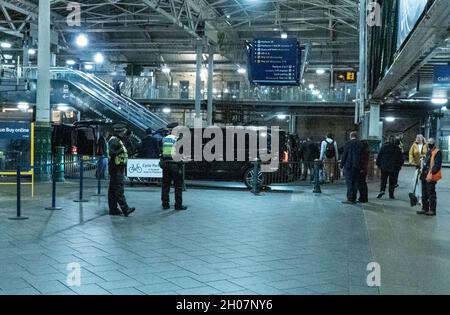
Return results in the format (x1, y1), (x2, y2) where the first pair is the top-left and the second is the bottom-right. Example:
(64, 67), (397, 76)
(336, 71), (357, 83)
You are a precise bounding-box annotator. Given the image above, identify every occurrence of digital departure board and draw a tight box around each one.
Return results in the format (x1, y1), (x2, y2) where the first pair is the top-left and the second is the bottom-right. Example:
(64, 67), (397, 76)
(248, 38), (300, 85)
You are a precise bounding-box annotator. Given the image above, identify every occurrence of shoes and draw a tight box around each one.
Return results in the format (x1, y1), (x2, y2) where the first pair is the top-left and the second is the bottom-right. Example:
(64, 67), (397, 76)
(426, 211), (436, 216)
(162, 204), (170, 210)
(123, 207), (136, 217)
(389, 195), (395, 200)
(358, 200), (368, 204)
(341, 200), (356, 205)
(175, 205), (188, 211)
(109, 211), (122, 216)
(377, 191), (385, 199)
(416, 210), (427, 215)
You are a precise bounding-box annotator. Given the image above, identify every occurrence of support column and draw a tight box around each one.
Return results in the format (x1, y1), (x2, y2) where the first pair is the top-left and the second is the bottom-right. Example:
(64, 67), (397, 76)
(195, 39), (203, 120)
(357, 0), (367, 124)
(35, 0), (52, 181)
(289, 115), (297, 134)
(207, 47), (214, 126)
(23, 45), (29, 67)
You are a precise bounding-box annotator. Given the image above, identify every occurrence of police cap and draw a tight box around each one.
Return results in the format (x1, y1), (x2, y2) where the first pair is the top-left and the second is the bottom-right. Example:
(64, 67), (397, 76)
(167, 122), (179, 129)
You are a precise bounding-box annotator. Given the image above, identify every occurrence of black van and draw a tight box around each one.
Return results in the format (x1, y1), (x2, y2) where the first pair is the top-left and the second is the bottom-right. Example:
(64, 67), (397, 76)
(182, 127), (290, 188)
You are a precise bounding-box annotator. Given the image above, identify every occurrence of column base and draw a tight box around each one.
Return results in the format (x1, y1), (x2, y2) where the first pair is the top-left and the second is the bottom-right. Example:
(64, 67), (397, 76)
(34, 122), (53, 182)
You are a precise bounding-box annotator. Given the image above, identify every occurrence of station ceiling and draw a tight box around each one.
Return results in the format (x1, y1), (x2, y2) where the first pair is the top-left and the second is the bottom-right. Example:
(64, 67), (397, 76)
(0, 0), (360, 71)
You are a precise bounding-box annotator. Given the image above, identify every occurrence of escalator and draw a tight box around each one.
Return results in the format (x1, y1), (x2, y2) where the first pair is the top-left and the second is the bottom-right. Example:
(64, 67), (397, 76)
(0, 67), (167, 136)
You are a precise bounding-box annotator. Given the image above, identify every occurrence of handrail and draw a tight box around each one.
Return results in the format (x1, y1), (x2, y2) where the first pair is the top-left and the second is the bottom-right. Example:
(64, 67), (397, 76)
(23, 67), (168, 131)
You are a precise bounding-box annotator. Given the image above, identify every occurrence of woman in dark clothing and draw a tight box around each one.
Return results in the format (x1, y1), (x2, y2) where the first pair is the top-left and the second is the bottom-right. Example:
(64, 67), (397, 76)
(358, 140), (369, 203)
(376, 135), (404, 199)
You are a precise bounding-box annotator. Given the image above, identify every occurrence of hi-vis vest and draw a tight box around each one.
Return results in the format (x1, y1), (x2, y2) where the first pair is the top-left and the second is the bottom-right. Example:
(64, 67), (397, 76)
(162, 135), (177, 159)
(109, 136), (128, 166)
(428, 148), (442, 182)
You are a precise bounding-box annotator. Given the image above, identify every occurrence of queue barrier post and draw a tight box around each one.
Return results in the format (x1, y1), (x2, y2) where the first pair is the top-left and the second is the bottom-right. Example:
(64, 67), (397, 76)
(46, 162), (63, 211)
(74, 158), (89, 203)
(313, 159), (322, 194)
(252, 159), (262, 196)
(9, 165), (29, 220)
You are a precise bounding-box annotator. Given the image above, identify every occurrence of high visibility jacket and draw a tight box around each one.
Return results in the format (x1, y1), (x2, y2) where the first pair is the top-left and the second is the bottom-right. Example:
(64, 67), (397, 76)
(162, 135), (177, 159)
(427, 148), (442, 182)
(108, 136), (128, 166)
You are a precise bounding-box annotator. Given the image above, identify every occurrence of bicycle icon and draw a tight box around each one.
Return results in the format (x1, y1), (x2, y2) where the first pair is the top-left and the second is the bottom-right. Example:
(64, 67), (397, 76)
(129, 164), (142, 173)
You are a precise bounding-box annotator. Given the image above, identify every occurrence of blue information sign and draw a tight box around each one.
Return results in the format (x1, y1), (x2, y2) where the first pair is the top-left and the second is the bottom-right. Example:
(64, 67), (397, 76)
(249, 38), (300, 85)
(0, 121), (32, 171)
(433, 65), (450, 87)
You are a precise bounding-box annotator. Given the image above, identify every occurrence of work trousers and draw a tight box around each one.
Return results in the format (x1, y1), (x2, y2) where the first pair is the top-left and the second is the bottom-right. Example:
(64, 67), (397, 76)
(345, 169), (360, 203)
(422, 180), (437, 213)
(108, 169), (130, 213)
(162, 165), (183, 208)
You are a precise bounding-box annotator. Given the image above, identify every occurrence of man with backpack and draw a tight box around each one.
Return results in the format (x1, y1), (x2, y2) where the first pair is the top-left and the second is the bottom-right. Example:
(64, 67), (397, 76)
(320, 133), (339, 183)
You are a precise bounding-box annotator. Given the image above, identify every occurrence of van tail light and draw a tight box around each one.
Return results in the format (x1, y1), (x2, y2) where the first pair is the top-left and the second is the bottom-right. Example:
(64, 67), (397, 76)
(71, 146), (78, 154)
(283, 150), (289, 162)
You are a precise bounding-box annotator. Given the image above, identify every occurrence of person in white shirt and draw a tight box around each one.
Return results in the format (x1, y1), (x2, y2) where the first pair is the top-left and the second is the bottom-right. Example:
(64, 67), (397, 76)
(320, 133), (339, 183)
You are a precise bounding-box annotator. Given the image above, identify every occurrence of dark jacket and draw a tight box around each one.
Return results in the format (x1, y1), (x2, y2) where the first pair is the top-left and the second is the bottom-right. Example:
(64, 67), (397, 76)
(341, 139), (362, 171)
(360, 146), (369, 175)
(376, 143), (404, 173)
(139, 134), (161, 159)
(301, 141), (320, 162)
(422, 148), (442, 176)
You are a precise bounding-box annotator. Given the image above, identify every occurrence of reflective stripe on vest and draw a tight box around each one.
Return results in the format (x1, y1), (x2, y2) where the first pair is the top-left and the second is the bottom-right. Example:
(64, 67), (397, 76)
(162, 135), (177, 158)
(428, 148), (442, 182)
(110, 136), (128, 165)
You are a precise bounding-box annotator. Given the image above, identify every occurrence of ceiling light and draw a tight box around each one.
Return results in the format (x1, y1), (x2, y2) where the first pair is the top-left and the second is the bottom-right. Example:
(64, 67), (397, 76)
(28, 48), (36, 55)
(84, 64), (94, 70)
(308, 84), (315, 90)
(17, 102), (29, 111)
(66, 59), (76, 66)
(75, 34), (88, 48)
(162, 107), (171, 114)
(385, 117), (396, 123)
(226, 14), (231, 19)
(431, 98), (448, 105)
(237, 68), (246, 74)
(312, 90), (320, 96)
(94, 53), (104, 64)
(281, 32), (288, 39)
(318, 94), (323, 99)
(316, 69), (325, 75)
(277, 114), (287, 120)
(57, 104), (69, 111)
(441, 106), (448, 111)
(0, 42), (12, 49)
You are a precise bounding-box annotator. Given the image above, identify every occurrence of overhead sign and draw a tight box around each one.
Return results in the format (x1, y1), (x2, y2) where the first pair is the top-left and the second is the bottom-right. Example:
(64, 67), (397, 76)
(249, 38), (300, 85)
(0, 122), (31, 140)
(336, 71), (357, 82)
(433, 65), (450, 87)
(127, 159), (162, 178)
(397, 0), (428, 49)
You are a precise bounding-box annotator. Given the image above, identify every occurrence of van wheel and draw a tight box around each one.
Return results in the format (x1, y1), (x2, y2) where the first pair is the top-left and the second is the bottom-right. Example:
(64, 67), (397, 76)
(244, 167), (264, 189)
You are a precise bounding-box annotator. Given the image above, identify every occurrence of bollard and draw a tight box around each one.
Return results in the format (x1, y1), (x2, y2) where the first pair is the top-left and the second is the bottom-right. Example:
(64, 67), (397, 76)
(182, 162), (187, 192)
(46, 162), (62, 210)
(9, 165), (29, 220)
(74, 158), (89, 203)
(55, 146), (65, 182)
(313, 159), (322, 194)
(252, 159), (261, 196)
(93, 176), (104, 196)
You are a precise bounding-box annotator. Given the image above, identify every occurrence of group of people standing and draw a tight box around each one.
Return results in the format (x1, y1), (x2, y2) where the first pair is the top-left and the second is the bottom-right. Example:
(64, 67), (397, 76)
(341, 132), (443, 216)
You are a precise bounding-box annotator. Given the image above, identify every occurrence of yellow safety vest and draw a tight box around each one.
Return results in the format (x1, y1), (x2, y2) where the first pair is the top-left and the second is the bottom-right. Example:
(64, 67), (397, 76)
(109, 136), (128, 165)
(162, 135), (177, 159)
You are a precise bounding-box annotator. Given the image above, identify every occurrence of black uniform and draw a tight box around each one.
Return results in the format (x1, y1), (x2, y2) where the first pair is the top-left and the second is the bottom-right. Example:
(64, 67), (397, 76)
(376, 142), (404, 198)
(341, 138), (362, 203)
(108, 136), (133, 215)
(161, 160), (183, 209)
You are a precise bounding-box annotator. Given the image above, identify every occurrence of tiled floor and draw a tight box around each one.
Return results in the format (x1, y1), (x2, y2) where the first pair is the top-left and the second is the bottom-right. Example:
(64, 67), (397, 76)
(0, 167), (448, 295)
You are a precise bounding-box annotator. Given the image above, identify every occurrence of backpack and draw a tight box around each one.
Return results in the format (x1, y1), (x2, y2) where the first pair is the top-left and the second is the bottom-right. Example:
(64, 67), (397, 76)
(325, 140), (336, 159)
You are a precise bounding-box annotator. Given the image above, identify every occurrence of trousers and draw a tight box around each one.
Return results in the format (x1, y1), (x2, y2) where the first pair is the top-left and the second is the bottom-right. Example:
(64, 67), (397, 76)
(161, 164), (183, 207)
(108, 168), (130, 213)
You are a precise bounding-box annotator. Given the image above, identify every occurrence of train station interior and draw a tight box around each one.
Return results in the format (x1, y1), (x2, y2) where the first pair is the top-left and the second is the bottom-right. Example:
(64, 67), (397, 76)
(0, 0), (450, 296)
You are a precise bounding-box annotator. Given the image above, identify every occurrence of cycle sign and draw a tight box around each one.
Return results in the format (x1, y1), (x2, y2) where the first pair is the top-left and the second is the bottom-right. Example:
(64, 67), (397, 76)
(127, 159), (163, 178)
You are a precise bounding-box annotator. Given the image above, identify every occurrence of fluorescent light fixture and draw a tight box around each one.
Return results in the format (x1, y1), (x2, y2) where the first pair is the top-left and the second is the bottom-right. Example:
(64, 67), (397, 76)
(3, 54), (13, 60)
(308, 84), (315, 90)
(161, 66), (171, 74)
(277, 114), (287, 120)
(94, 52), (104, 64)
(84, 64), (94, 70)
(0, 42), (12, 49)
(224, 88), (230, 93)
(172, 82), (178, 87)
(28, 48), (36, 55)
(312, 89), (320, 96)
(316, 69), (325, 75)
(212, 88), (218, 94)
(66, 59), (76, 66)
(57, 104), (69, 111)
(385, 117), (396, 123)
(318, 94), (323, 99)
(431, 98), (448, 105)
(162, 107), (171, 114)
(281, 32), (288, 39)
(226, 14), (231, 19)
(441, 106), (448, 111)
(237, 68), (246, 74)
(17, 102), (29, 111)
(75, 34), (88, 48)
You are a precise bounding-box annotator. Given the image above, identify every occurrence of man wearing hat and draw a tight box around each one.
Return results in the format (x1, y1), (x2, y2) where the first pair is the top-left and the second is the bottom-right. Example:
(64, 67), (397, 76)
(108, 124), (136, 216)
(161, 123), (187, 211)
(138, 128), (161, 159)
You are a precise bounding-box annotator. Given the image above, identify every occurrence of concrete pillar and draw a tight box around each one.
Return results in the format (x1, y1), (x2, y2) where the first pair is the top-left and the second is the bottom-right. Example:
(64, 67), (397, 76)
(23, 45), (29, 67)
(195, 39), (203, 119)
(357, 0), (367, 124)
(289, 115), (297, 134)
(207, 48), (214, 126)
(369, 104), (381, 139)
(35, 0), (52, 181)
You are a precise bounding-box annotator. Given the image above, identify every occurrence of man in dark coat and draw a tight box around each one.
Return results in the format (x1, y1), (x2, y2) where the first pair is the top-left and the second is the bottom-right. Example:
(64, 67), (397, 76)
(341, 131), (362, 204)
(376, 135), (404, 199)
(138, 128), (161, 159)
(300, 137), (320, 181)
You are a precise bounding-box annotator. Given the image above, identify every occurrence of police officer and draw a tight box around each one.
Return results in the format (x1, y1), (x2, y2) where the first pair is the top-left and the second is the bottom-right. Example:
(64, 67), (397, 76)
(161, 123), (187, 211)
(108, 124), (136, 216)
